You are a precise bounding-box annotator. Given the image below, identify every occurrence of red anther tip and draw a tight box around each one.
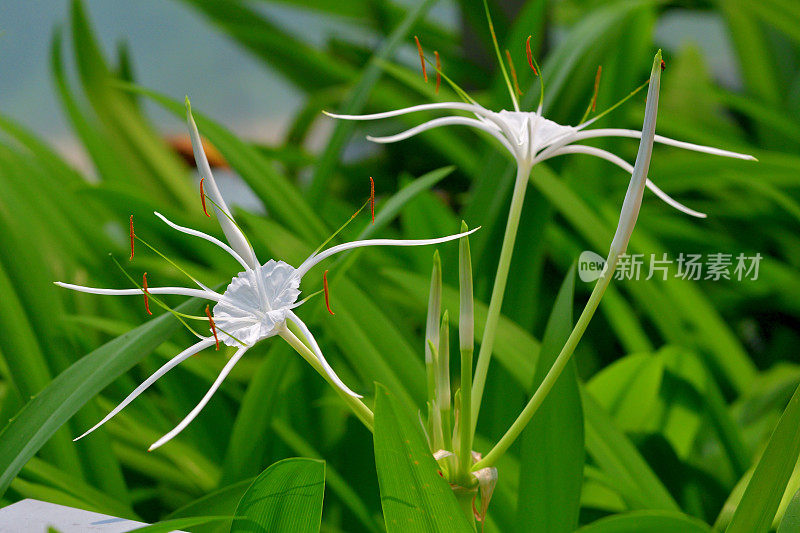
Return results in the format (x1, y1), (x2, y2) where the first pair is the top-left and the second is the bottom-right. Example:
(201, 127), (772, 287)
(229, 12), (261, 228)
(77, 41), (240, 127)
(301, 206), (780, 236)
(200, 177), (210, 217)
(414, 36), (427, 83)
(129, 215), (135, 261)
(369, 176), (375, 224)
(323, 270), (334, 315)
(434, 51), (441, 94)
(205, 304), (220, 350)
(142, 272), (152, 315)
(660, 59), (666, 71)
(526, 36), (538, 75)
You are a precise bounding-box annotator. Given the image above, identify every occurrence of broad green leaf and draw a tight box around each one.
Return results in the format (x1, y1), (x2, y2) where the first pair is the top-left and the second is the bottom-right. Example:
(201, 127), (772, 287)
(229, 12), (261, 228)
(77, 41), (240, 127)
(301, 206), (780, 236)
(577, 510), (712, 533)
(373, 383), (472, 533)
(778, 487), (800, 533)
(726, 382), (800, 533)
(231, 458), (325, 533)
(0, 298), (203, 496)
(516, 266), (583, 532)
(583, 392), (679, 512)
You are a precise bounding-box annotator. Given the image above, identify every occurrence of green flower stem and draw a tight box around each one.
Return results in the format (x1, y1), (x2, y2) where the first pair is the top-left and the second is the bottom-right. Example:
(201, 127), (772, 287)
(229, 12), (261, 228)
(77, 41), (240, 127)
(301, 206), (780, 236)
(470, 163), (532, 438)
(457, 347), (474, 484)
(455, 489), (477, 530)
(281, 329), (375, 432)
(472, 256), (619, 471)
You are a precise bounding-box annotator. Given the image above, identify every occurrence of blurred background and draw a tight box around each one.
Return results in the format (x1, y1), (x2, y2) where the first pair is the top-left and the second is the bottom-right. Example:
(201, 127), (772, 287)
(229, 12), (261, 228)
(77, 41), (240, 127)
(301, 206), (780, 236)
(1, 0), (799, 531)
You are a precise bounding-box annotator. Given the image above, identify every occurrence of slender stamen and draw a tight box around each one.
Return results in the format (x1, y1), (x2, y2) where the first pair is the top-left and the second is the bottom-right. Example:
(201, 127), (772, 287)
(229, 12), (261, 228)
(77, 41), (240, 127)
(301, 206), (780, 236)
(579, 65), (603, 124)
(129, 215), (135, 261)
(370, 176), (375, 223)
(434, 51), (441, 94)
(415, 36), (428, 83)
(323, 270), (334, 315)
(205, 304), (219, 350)
(505, 49), (523, 96)
(592, 65), (602, 112)
(525, 36), (538, 75)
(108, 255), (205, 339)
(483, 0), (519, 111)
(200, 177), (210, 217)
(142, 272), (152, 316)
(579, 79), (649, 129)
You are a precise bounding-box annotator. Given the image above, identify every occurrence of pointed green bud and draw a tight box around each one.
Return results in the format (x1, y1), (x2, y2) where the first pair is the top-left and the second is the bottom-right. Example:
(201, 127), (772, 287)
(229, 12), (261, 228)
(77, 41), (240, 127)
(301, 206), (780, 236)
(609, 50), (662, 259)
(458, 221), (474, 353)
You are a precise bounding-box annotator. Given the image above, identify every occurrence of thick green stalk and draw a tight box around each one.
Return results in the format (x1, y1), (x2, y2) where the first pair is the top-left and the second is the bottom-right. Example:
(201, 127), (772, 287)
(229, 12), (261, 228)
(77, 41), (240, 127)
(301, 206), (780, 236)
(455, 490), (477, 530)
(470, 163), (531, 438)
(472, 256), (619, 470)
(457, 222), (475, 484)
(281, 329), (374, 431)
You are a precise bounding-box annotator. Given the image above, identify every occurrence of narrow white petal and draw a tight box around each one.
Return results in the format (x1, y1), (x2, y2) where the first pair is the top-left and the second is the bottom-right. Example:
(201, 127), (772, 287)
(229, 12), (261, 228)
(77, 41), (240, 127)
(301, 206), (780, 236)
(542, 144), (707, 218)
(149, 345), (249, 451)
(367, 116), (515, 156)
(288, 311), (361, 398)
(561, 128), (756, 161)
(186, 101), (258, 269)
(73, 338), (216, 441)
(154, 212), (250, 270)
(294, 227), (480, 279)
(323, 102), (490, 121)
(54, 282), (223, 302)
(610, 52), (662, 257)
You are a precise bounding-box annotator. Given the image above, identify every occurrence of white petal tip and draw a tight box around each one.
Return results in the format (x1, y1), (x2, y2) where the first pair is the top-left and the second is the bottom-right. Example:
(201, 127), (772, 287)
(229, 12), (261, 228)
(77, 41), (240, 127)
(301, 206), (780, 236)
(321, 110), (333, 117)
(54, 282), (64, 287)
(365, 135), (388, 144)
(748, 156), (758, 162)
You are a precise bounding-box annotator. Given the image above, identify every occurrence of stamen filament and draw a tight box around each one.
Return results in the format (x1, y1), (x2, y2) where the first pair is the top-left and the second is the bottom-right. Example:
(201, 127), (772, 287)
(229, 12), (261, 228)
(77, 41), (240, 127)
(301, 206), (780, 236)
(483, 0), (519, 111)
(370, 176), (375, 223)
(200, 177), (210, 217)
(205, 304), (220, 350)
(505, 49), (523, 96)
(135, 236), (208, 291)
(129, 215), (135, 261)
(323, 270), (334, 315)
(142, 272), (152, 315)
(579, 65), (603, 124)
(414, 36), (428, 83)
(579, 79), (649, 128)
(434, 51), (441, 94)
(109, 255), (204, 339)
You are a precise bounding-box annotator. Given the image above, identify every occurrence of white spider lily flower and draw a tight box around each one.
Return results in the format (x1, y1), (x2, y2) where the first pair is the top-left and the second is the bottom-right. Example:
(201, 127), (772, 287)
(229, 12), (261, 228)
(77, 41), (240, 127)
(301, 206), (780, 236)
(56, 99), (477, 451)
(325, 80), (755, 219)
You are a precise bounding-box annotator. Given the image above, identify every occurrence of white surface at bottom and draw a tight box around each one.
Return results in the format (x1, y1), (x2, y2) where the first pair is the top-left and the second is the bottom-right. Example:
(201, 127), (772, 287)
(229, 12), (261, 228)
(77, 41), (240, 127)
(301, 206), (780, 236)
(0, 499), (185, 532)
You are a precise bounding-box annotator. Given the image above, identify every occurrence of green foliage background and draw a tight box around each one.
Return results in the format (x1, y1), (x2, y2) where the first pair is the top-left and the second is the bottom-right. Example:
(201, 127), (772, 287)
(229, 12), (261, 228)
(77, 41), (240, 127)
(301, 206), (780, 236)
(1, 0), (800, 531)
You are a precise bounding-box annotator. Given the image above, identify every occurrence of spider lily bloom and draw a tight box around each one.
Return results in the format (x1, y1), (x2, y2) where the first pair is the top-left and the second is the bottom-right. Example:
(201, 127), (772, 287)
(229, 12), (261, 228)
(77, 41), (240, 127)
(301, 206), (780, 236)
(55, 99), (477, 451)
(324, 89), (755, 219)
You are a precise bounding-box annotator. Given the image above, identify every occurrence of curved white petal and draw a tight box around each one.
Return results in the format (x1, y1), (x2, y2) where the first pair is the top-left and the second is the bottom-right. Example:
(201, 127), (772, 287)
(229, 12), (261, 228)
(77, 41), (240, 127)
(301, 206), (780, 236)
(294, 227), (480, 279)
(74, 337), (217, 441)
(54, 282), (223, 302)
(154, 212), (250, 270)
(149, 344), (249, 450)
(324, 102), (490, 121)
(367, 116), (516, 156)
(542, 145), (707, 218)
(288, 311), (361, 398)
(186, 102), (258, 269)
(560, 128), (756, 161)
